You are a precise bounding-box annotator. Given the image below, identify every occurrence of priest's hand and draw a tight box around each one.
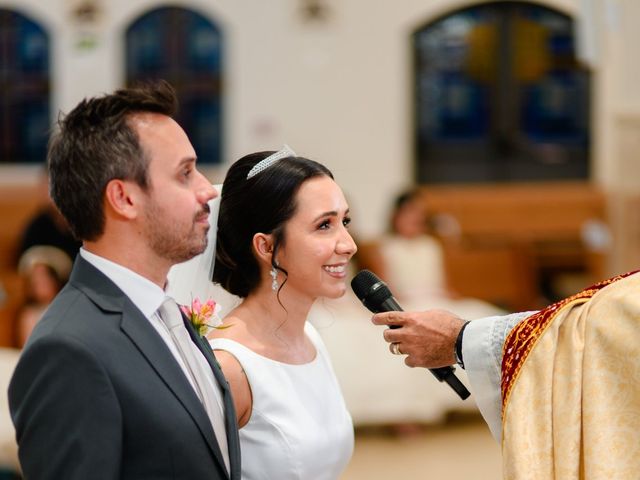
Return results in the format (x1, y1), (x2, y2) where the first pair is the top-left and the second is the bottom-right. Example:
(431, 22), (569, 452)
(372, 309), (467, 368)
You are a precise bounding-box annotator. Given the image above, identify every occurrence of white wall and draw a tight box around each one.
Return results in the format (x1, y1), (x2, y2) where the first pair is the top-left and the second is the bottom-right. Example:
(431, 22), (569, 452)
(6, 0), (637, 241)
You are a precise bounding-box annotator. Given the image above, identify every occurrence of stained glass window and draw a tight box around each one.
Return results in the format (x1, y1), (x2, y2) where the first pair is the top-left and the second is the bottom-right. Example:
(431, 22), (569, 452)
(0, 9), (50, 164)
(126, 7), (223, 164)
(414, 2), (590, 183)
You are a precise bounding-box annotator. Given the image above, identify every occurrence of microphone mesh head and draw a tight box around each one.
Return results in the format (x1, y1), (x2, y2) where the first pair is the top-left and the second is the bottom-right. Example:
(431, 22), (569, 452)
(350, 270), (380, 300)
(351, 270), (393, 309)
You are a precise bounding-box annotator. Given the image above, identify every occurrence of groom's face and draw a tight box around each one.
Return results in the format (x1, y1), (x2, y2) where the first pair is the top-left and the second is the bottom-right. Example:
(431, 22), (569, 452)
(134, 113), (217, 263)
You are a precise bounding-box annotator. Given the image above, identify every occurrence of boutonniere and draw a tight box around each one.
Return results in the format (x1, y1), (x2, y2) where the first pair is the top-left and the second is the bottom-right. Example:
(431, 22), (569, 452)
(180, 297), (231, 337)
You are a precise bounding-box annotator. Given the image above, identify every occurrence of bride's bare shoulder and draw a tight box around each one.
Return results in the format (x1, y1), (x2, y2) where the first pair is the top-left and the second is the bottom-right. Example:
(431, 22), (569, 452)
(207, 311), (247, 341)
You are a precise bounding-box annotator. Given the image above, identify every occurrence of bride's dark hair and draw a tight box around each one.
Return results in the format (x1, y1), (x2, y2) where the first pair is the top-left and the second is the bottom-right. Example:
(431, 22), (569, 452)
(213, 151), (333, 298)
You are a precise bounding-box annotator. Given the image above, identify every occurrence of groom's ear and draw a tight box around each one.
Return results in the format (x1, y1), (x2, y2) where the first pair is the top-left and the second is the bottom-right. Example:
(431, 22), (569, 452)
(104, 179), (141, 220)
(252, 233), (273, 265)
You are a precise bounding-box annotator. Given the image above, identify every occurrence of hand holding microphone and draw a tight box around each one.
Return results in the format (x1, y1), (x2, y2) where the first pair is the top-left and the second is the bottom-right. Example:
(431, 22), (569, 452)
(351, 270), (470, 400)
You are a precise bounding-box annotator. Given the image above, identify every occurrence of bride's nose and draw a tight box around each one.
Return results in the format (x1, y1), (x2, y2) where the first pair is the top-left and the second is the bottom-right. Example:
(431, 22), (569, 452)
(337, 230), (357, 257)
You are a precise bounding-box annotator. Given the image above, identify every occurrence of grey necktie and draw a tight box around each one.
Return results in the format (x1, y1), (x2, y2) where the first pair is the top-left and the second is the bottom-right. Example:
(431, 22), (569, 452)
(158, 297), (230, 473)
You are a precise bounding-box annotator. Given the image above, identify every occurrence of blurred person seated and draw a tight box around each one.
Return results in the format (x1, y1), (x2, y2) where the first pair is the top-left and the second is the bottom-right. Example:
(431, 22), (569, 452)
(374, 188), (504, 319)
(16, 171), (80, 263)
(15, 246), (71, 347)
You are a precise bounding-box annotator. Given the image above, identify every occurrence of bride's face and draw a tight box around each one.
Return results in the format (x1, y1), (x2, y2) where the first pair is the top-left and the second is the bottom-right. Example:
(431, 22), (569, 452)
(276, 176), (357, 302)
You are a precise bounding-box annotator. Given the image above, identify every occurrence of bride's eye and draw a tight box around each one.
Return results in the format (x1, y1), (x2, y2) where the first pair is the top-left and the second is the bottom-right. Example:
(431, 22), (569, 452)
(318, 219), (331, 230)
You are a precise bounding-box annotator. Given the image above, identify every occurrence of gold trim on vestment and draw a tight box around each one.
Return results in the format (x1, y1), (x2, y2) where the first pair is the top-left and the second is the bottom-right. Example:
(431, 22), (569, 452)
(500, 270), (635, 414)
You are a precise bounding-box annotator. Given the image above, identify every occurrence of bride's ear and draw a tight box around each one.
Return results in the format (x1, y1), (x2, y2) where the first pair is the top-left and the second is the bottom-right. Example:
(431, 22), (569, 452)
(252, 233), (274, 265)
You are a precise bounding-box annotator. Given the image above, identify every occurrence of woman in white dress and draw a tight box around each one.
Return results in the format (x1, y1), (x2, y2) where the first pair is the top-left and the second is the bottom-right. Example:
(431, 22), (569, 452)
(377, 188), (504, 319)
(209, 147), (356, 479)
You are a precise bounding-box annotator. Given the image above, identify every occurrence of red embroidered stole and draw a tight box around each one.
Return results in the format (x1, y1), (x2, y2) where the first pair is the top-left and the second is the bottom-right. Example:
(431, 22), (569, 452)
(500, 270), (637, 412)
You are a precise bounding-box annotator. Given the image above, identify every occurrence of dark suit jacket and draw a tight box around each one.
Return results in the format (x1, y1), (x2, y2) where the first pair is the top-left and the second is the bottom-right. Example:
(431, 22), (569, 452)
(8, 256), (241, 479)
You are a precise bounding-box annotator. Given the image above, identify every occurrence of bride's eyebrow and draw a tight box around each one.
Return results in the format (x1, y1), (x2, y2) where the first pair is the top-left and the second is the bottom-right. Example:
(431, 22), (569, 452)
(312, 211), (338, 223)
(312, 208), (350, 223)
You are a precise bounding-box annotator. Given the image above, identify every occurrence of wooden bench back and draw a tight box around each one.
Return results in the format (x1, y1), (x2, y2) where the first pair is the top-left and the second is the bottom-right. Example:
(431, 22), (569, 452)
(0, 183), (43, 346)
(417, 181), (607, 310)
(0, 184), (43, 270)
(420, 181), (606, 243)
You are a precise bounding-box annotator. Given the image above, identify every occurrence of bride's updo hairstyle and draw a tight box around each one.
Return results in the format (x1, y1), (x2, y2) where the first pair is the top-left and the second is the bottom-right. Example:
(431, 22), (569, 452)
(213, 151), (333, 298)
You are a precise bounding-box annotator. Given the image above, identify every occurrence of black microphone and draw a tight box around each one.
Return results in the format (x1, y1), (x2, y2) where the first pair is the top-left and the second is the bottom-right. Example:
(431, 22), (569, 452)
(351, 270), (470, 400)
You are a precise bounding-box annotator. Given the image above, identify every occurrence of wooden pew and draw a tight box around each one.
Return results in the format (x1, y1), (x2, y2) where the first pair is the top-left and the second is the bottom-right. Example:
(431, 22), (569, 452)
(0, 183), (42, 346)
(418, 181), (608, 311)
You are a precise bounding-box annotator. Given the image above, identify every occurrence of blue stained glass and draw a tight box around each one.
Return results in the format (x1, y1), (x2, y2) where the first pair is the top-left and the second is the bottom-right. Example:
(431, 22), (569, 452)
(126, 7), (223, 164)
(126, 12), (165, 74)
(20, 98), (50, 163)
(17, 18), (49, 72)
(182, 98), (222, 164)
(186, 15), (222, 72)
(549, 34), (573, 55)
(0, 8), (50, 163)
(414, 1), (590, 183)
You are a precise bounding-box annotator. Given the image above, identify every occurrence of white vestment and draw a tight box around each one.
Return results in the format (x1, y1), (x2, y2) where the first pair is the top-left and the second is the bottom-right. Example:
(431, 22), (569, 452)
(462, 311), (534, 441)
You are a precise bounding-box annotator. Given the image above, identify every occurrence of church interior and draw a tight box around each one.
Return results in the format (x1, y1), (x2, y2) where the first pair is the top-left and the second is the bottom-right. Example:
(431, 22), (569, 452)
(0, 0), (638, 478)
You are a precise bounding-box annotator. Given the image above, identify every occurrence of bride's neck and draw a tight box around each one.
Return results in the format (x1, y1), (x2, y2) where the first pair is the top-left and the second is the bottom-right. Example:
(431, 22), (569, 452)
(239, 287), (313, 341)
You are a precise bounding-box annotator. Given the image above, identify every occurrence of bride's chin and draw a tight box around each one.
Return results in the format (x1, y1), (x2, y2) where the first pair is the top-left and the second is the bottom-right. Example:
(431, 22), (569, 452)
(324, 286), (347, 299)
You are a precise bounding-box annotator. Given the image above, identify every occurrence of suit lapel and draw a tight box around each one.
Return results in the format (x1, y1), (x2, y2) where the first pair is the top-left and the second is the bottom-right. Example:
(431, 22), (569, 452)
(70, 257), (231, 478)
(184, 320), (242, 480)
(121, 309), (231, 475)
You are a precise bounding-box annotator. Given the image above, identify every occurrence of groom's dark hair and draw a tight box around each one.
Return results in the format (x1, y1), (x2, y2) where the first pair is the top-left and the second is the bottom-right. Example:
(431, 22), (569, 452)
(48, 80), (178, 241)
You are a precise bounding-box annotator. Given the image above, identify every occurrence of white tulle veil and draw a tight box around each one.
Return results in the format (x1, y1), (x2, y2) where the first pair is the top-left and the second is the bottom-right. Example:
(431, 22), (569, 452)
(166, 184), (240, 313)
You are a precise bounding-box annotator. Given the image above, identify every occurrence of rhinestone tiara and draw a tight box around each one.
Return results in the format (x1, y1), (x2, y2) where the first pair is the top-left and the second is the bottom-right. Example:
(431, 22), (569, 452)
(246, 145), (297, 179)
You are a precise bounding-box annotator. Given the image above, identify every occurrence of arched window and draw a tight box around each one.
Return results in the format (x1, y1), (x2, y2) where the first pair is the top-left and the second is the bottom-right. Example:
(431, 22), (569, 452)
(414, 2), (590, 183)
(126, 7), (223, 164)
(0, 9), (50, 164)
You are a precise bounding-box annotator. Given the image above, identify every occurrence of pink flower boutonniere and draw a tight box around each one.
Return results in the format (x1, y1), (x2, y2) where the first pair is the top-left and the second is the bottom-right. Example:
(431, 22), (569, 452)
(180, 297), (230, 337)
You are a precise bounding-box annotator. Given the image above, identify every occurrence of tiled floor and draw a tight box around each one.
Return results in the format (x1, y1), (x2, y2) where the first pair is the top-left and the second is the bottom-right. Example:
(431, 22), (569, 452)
(342, 415), (502, 479)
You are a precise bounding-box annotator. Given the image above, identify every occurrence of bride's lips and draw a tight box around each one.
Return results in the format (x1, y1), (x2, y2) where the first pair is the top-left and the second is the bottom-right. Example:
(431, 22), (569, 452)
(323, 263), (348, 278)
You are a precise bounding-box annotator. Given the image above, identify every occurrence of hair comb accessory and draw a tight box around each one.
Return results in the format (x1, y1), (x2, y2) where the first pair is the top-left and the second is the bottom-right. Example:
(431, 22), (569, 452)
(246, 144), (296, 179)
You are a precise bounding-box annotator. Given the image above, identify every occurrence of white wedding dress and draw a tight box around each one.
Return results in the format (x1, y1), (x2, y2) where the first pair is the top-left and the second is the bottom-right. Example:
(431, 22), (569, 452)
(210, 322), (354, 480)
(167, 186), (354, 479)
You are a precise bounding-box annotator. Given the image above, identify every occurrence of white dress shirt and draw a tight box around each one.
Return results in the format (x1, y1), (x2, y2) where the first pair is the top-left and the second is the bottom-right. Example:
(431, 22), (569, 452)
(79, 248), (225, 417)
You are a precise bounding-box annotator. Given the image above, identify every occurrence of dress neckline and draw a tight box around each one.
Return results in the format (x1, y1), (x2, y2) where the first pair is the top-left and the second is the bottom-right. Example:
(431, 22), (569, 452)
(211, 334), (319, 367)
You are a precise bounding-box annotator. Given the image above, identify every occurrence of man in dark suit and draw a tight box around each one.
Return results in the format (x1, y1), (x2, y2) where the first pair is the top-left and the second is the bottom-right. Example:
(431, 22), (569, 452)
(8, 81), (241, 479)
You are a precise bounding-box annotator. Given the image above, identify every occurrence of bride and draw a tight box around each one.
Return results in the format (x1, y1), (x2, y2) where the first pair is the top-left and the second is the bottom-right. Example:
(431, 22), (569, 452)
(170, 146), (356, 479)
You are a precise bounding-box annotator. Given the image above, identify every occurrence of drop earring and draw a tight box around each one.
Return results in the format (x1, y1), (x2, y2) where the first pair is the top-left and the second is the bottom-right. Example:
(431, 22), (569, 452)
(270, 265), (278, 291)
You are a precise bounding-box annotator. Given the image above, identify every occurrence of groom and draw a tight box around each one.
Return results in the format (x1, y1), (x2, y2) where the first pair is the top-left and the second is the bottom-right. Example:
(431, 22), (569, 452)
(8, 81), (240, 479)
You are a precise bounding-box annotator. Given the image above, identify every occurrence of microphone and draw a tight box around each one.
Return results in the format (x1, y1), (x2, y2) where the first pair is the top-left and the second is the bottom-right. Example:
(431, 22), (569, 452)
(351, 270), (470, 400)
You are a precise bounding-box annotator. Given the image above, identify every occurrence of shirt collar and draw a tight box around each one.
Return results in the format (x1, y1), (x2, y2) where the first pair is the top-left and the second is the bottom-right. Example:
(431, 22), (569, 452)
(79, 248), (167, 318)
